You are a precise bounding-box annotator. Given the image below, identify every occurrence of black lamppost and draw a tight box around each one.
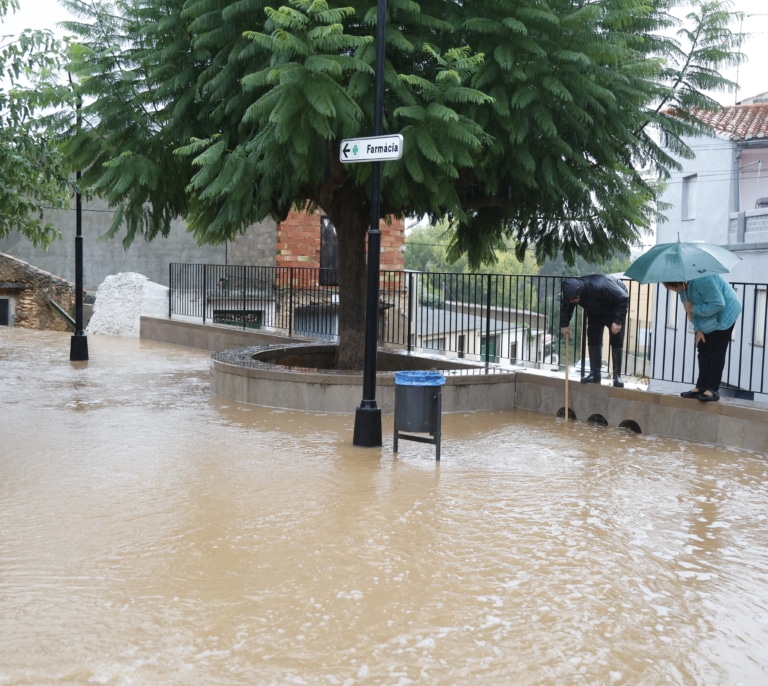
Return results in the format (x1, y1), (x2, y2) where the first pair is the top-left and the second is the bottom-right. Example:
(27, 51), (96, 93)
(352, 0), (388, 447)
(69, 85), (88, 361)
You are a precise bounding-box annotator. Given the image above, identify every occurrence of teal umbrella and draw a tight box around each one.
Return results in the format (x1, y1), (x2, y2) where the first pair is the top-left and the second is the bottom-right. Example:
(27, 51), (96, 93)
(624, 241), (741, 283)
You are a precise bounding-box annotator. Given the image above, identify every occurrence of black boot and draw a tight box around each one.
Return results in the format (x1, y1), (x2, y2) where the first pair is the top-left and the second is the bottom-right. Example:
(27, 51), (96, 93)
(612, 347), (624, 388)
(581, 345), (603, 383)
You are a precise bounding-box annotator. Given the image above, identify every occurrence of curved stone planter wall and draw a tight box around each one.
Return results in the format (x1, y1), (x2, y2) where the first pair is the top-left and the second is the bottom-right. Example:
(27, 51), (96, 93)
(211, 343), (517, 414)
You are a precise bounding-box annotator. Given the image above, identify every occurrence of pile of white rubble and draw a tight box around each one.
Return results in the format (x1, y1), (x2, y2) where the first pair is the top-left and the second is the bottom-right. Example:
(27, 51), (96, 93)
(86, 272), (168, 338)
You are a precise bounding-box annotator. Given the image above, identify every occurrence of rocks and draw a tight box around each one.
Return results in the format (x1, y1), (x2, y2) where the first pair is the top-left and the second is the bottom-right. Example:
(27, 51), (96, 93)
(0, 252), (76, 330)
(86, 272), (168, 337)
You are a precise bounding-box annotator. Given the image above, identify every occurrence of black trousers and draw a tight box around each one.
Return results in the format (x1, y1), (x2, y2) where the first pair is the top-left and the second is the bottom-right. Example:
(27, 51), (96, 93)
(586, 312), (625, 349)
(696, 325), (735, 393)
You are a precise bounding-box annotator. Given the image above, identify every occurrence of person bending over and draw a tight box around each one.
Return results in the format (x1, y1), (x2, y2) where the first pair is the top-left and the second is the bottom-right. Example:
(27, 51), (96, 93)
(663, 275), (741, 402)
(560, 274), (629, 388)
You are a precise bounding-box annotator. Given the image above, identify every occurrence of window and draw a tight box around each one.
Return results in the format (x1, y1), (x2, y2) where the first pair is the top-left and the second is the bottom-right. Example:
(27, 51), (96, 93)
(0, 298), (9, 326)
(319, 217), (339, 286)
(755, 288), (766, 347)
(681, 174), (697, 220)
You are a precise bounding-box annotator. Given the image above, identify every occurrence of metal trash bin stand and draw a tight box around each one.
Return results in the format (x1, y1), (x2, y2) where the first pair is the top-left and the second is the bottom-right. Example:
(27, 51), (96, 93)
(393, 370), (445, 460)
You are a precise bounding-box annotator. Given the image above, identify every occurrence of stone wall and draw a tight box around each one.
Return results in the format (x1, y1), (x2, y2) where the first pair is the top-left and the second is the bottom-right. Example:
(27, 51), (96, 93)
(0, 253), (76, 331)
(0, 198), (228, 291)
(227, 218), (278, 267)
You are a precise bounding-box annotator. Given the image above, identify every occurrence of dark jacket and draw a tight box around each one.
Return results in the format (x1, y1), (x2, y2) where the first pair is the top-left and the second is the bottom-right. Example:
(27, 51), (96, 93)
(560, 274), (629, 328)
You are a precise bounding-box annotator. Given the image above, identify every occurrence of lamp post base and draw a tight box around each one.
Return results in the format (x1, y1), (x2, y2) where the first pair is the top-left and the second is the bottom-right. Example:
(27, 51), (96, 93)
(353, 404), (382, 447)
(70, 334), (89, 362)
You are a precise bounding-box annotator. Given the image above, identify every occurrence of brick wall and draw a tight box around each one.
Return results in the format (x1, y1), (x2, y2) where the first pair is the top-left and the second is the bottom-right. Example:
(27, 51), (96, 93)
(276, 211), (405, 271)
(0, 253), (76, 330)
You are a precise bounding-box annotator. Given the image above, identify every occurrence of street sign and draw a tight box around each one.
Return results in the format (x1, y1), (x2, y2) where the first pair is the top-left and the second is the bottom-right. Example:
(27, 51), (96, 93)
(340, 134), (404, 163)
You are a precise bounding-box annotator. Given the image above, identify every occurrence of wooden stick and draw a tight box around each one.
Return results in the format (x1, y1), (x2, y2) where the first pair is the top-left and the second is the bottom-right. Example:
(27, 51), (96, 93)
(564, 332), (570, 421)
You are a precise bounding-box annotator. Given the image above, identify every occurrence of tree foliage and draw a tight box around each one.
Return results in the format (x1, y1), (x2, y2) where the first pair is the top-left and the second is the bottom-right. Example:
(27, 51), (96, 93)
(0, 0), (73, 247)
(58, 0), (743, 367)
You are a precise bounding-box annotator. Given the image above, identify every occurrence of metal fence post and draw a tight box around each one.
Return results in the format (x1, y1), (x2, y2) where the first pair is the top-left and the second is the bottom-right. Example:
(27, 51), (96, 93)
(202, 264), (207, 324)
(484, 273), (492, 369)
(288, 267), (294, 338)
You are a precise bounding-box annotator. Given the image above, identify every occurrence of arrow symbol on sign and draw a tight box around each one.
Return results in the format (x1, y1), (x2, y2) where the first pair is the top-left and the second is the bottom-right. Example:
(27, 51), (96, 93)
(342, 143), (350, 159)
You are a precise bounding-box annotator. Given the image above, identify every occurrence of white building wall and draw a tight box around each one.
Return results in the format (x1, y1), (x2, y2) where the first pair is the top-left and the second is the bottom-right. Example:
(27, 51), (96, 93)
(649, 132), (768, 398)
(737, 147), (768, 211)
(656, 133), (768, 286)
(657, 133), (734, 246)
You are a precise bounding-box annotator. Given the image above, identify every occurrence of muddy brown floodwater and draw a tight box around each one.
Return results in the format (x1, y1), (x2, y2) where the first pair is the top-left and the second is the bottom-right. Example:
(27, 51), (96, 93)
(1, 328), (768, 685)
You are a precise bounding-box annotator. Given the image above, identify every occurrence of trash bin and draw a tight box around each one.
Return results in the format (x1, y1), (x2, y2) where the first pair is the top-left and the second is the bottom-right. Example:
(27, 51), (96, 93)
(393, 371), (445, 460)
(394, 371), (445, 432)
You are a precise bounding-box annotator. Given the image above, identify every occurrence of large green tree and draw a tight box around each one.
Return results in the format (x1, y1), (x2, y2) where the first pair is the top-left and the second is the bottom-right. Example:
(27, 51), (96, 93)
(59, 0), (741, 368)
(0, 0), (73, 247)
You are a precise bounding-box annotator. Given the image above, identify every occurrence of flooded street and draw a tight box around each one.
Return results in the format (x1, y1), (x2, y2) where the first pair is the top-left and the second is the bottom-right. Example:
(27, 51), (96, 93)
(2, 328), (768, 685)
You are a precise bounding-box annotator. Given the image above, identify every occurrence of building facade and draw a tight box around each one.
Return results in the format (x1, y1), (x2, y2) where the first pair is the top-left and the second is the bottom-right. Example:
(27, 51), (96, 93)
(648, 94), (768, 399)
(0, 198), (404, 294)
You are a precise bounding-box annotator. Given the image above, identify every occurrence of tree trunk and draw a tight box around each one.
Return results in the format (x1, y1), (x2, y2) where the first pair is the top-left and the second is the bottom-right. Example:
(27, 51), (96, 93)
(327, 202), (369, 370)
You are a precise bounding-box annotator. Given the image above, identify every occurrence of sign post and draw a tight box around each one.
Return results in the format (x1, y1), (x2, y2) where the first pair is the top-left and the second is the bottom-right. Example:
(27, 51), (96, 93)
(351, 0), (390, 448)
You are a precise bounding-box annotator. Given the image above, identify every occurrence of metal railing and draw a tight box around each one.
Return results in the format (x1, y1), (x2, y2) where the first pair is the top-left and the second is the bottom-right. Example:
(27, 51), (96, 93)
(169, 264), (767, 399)
(169, 263), (341, 339)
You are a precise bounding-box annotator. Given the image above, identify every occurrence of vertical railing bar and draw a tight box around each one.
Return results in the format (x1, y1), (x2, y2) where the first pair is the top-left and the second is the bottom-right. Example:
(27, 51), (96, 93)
(759, 284), (767, 393)
(651, 284), (661, 382)
(407, 272), (414, 353)
(202, 264), (207, 324)
(732, 282), (744, 390)
(290, 265), (294, 336)
(668, 289), (677, 383)
(740, 283), (750, 393)
(484, 274), (492, 369)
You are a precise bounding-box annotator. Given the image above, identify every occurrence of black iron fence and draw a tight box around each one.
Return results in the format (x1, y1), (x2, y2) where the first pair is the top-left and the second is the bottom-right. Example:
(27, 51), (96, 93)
(169, 263), (341, 340)
(169, 264), (767, 399)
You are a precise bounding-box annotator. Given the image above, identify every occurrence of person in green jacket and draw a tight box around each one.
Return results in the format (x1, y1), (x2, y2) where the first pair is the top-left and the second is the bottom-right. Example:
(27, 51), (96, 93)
(663, 274), (742, 402)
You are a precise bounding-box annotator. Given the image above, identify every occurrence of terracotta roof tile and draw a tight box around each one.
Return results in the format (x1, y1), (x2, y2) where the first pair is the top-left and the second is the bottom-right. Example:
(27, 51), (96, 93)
(690, 103), (768, 141)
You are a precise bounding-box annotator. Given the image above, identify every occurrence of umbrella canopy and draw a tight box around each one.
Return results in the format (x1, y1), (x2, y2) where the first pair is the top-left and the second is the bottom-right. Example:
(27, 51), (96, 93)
(624, 241), (741, 284)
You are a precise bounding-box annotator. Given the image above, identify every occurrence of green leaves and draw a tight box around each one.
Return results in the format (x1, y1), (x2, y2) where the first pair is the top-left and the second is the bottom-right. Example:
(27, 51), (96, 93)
(0, 2), (72, 247)
(55, 0), (743, 269)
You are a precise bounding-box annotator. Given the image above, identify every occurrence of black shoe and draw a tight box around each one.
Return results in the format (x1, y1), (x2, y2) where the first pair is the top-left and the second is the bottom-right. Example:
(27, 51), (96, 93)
(698, 391), (720, 402)
(680, 389), (701, 399)
(581, 373), (601, 384)
(613, 376), (624, 388)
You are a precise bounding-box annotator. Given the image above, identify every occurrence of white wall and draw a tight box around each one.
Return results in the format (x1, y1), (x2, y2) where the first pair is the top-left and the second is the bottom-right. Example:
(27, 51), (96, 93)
(657, 133), (734, 246)
(656, 132), (768, 286)
(738, 148), (768, 211)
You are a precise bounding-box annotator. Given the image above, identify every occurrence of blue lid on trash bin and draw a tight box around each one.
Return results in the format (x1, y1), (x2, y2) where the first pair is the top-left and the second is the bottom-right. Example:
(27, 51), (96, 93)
(395, 370), (446, 386)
